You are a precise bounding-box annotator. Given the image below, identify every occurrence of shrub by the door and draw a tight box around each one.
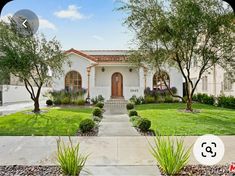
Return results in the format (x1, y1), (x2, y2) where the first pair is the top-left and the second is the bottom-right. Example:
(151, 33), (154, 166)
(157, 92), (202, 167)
(95, 102), (104, 109)
(126, 103), (134, 110)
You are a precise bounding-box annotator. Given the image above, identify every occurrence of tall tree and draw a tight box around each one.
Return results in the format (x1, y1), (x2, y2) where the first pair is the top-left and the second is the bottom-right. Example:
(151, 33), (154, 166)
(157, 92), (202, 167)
(119, 0), (235, 111)
(0, 22), (67, 113)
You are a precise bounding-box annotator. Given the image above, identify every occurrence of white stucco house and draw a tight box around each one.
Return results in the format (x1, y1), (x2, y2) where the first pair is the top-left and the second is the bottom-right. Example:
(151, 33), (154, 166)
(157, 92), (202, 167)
(1, 48), (234, 106)
(52, 49), (183, 101)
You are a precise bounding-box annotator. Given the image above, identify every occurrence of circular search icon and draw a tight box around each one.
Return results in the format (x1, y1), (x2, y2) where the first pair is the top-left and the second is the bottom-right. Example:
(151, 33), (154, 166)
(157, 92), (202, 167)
(193, 134), (224, 165)
(206, 146), (213, 153)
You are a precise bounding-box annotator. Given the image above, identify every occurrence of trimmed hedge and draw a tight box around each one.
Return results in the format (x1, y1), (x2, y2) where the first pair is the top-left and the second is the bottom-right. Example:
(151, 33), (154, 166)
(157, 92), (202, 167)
(95, 102), (104, 109)
(137, 118), (151, 132)
(130, 116), (141, 127)
(126, 103), (134, 110)
(79, 119), (95, 133)
(193, 93), (215, 105)
(91, 95), (104, 104)
(92, 107), (102, 117)
(218, 96), (235, 109)
(129, 109), (138, 117)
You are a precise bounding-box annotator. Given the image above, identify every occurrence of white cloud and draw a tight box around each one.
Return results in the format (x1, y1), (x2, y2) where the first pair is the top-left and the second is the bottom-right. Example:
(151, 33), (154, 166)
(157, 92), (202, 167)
(0, 13), (13, 23)
(92, 35), (104, 41)
(39, 17), (56, 30)
(54, 5), (90, 20)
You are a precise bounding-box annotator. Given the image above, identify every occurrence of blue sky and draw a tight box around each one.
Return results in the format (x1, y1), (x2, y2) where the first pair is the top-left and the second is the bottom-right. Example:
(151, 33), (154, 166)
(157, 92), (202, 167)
(1, 0), (134, 50)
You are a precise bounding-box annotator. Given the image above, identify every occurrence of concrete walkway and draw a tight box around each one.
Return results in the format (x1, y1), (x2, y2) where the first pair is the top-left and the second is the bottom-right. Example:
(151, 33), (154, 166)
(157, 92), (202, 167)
(98, 114), (140, 136)
(0, 136), (235, 175)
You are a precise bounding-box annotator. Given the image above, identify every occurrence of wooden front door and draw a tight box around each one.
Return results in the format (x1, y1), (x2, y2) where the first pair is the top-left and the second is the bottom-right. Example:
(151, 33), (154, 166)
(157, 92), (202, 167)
(111, 72), (123, 98)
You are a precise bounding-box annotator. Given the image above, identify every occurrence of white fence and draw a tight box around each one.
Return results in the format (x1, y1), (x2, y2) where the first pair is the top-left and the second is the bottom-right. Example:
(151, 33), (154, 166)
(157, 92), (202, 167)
(1, 85), (51, 105)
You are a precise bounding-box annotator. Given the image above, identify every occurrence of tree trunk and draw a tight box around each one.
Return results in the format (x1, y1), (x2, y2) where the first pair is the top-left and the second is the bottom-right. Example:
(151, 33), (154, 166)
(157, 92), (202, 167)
(186, 96), (193, 112)
(33, 98), (40, 113)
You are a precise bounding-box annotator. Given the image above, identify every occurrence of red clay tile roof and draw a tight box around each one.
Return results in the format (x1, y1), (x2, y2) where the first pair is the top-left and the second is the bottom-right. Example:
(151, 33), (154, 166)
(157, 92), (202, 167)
(66, 49), (129, 62)
(65, 48), (96, 62)
(91, 55), (128, 62)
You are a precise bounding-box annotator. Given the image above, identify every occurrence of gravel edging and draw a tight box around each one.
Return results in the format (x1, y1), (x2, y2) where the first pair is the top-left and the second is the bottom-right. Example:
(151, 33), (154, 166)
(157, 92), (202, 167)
(1, 164), (233, 176)
(135, 127), (156, 136)
(160, 164), (233, 176)
(0, 166), (62, 176)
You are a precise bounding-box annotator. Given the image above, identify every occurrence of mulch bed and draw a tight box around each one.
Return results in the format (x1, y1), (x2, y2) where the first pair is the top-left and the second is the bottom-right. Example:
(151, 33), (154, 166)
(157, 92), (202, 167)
(160, 164), (233, 176)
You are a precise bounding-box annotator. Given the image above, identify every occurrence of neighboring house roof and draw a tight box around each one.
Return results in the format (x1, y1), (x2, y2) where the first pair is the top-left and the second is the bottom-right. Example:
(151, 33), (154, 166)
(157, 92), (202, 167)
(66, 48), (129, 63)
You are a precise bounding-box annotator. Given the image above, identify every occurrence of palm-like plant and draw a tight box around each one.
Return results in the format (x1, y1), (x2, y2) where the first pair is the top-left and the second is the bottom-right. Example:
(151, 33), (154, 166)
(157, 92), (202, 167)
(57, 137), (88, 176)
(149, 135), (191, 175)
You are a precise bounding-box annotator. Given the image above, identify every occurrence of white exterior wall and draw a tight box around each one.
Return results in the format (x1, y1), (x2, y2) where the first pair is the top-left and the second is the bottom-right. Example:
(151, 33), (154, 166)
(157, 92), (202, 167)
(52, 53), (92, 95)
(146, 67), (183, 97)
(2, 85), (51, 105)
(52, 52), (184, 101)
(91, 66), (144, 100)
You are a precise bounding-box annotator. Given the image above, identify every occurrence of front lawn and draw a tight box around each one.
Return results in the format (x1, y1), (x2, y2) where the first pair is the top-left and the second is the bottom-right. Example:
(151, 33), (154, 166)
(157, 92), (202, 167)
(0, 107), (92, 136)
(136, 103), (235, 135)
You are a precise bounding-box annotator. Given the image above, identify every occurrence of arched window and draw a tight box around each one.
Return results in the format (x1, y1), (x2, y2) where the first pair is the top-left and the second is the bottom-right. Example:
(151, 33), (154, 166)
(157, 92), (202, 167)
(65, 71), (82, 92)
(153, 71), (170, 90)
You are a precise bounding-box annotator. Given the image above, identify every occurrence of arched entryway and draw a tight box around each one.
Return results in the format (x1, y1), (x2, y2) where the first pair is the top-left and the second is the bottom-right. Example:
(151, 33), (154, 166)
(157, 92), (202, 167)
(111, 72), (123, 98)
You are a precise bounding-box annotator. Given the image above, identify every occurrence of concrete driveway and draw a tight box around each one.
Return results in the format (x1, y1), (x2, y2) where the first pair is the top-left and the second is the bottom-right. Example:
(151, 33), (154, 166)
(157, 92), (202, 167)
(0, 101), (46, 116)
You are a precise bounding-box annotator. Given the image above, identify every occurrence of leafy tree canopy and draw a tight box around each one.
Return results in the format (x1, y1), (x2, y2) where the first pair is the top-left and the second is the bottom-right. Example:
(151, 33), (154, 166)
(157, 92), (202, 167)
(119, 0), (235, 111)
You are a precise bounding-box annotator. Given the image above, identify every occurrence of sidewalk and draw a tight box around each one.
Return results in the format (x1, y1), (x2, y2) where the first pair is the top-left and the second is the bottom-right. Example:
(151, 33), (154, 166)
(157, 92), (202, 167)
(0, 136), (234, 175)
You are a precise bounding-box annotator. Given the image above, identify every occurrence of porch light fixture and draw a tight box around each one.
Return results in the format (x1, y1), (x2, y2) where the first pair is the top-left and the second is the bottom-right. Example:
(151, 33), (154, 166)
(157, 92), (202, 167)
(129, 68), (133, 72)
(101, 67), (105, 72)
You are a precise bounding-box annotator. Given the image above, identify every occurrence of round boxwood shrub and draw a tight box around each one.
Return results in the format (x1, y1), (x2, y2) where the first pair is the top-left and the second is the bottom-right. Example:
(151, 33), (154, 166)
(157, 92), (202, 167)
(95, 102), (104, 109)
(130, 116), (141, 127)
(137, 118), (151, 132)
(126, 103), (134, 110)
(92, 107), (102, 117)
(79, 119), (95, 133)
(93, 116), (101, 122)
(129, 109), (138, 117)
(46, 99), (53, 106)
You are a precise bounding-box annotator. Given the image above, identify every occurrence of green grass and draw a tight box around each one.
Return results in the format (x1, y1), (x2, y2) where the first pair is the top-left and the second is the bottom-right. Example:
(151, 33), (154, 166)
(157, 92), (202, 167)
(136, 103), (235, 136)
(0, 107), (92, 136)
